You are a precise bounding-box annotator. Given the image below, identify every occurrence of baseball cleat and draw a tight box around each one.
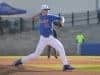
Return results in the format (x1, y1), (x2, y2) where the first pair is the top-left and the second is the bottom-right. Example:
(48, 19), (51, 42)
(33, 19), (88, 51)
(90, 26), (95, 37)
(14, 59), (23, 67)
(63, 65), (74, 71)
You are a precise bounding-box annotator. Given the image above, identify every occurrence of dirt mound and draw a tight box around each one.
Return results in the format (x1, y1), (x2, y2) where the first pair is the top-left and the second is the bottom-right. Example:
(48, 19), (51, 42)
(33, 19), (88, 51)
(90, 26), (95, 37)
(0, 65), (100, 75)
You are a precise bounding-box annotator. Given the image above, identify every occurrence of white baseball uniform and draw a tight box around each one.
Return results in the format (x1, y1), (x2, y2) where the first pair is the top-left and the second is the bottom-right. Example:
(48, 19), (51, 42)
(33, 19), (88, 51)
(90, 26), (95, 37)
(21, 9), (69, 65)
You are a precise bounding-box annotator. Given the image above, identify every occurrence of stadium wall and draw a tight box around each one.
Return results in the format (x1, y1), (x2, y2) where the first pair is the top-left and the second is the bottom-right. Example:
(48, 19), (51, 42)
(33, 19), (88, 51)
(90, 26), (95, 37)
(81, 43), (100, 56)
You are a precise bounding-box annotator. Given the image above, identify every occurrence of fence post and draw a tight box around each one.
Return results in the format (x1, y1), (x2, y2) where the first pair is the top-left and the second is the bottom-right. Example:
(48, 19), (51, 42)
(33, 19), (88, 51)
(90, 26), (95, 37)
(72, 12), (74, 27)
(87, 11), (90, 24)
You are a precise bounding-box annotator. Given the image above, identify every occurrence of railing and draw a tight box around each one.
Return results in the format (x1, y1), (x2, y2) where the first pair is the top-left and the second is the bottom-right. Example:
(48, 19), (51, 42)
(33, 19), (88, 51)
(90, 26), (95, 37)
(63, 10), (98, 27)
(0, 10), (98, 35)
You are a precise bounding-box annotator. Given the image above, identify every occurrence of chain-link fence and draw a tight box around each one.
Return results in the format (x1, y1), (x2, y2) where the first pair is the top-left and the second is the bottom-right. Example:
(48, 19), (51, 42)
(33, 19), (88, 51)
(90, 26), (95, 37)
(0, 10), (100, 56)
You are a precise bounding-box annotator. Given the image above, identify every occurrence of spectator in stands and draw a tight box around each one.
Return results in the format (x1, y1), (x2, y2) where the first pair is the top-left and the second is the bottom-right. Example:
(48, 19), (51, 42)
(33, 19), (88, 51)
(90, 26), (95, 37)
(97, 9), (100, 24)
(75, 32), (86, 55)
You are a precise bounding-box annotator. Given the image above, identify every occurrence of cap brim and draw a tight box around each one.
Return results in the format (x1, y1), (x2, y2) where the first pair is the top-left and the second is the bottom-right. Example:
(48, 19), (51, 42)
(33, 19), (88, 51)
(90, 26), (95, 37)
(42, 9), (50, 10)
(48, 9), (50, 10)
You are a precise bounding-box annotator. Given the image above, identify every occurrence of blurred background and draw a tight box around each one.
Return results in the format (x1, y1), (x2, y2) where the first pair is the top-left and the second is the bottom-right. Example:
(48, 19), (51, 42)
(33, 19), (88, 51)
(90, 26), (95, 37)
(0, 0), (100, 56)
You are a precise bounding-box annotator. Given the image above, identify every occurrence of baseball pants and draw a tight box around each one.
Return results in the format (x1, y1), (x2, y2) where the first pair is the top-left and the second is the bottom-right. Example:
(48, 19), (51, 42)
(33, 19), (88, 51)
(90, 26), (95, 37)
(21, 35), (68, 65)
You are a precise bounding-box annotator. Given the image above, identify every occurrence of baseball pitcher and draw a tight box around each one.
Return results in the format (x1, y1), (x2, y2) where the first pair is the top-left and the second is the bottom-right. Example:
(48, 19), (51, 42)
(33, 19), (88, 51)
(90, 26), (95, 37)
(14, 4), (74, 71)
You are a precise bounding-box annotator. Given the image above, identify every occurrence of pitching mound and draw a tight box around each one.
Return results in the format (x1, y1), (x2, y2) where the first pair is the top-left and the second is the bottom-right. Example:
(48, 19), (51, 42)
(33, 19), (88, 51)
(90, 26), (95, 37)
(0, 65), (100, 75)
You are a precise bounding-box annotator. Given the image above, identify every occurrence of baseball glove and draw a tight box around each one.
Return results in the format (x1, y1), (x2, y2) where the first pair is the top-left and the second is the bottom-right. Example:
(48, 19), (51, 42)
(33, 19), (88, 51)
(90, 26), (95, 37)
(53, 16), (65, 27)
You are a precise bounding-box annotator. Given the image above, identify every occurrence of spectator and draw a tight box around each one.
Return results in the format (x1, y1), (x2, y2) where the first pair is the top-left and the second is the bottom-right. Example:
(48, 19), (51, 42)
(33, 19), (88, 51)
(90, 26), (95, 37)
(75, 32), (86, 55)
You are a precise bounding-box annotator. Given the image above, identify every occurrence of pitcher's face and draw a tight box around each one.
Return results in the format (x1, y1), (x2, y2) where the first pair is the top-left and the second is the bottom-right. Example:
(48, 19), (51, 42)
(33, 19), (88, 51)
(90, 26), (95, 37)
(41, 9), (49, 16)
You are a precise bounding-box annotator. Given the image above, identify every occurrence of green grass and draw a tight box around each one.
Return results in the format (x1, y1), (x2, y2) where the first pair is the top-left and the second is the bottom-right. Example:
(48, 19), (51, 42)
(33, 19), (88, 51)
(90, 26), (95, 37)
(75, 65), (100, 71)
(27, 64), (100, 71)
